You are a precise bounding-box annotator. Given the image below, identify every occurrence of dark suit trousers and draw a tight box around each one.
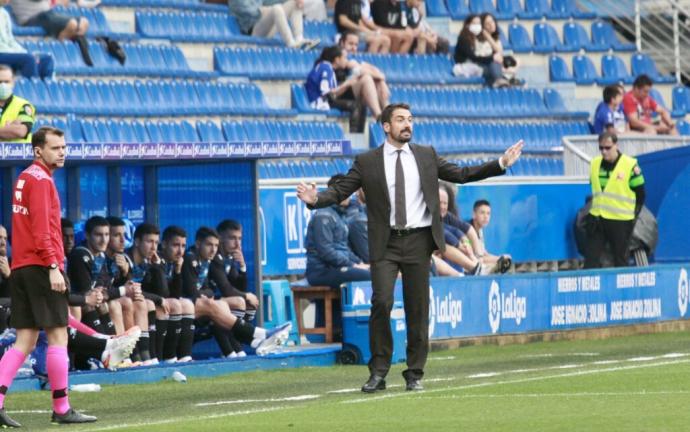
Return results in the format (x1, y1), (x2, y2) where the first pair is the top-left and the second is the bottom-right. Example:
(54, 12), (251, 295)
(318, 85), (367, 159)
(368, 228), (435, 380)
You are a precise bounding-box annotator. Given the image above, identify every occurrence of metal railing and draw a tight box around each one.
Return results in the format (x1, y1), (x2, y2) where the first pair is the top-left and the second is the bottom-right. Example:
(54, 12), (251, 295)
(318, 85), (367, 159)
(580, 0), (690, 82)
(562, 134), (690, 175)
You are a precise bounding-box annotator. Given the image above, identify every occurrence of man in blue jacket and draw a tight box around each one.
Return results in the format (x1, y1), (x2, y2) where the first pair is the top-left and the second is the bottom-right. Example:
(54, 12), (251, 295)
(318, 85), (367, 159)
(305, 174), (370, 288)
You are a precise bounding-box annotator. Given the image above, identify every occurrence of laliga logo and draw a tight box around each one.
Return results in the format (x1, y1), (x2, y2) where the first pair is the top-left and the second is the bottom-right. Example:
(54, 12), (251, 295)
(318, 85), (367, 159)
(488, 281), (501, 333)
(428, 285), (463, 338)
(488, 280), (527, 334)
(679, 268), (688, 317)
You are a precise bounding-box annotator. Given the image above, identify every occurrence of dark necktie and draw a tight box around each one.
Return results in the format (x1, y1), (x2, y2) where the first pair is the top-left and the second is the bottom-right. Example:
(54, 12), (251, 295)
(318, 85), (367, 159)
(395, 149), (407, 227)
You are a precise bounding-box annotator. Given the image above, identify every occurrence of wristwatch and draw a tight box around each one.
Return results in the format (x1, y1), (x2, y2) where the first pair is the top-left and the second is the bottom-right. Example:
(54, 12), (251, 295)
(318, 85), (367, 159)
(48, 263), (58, 270)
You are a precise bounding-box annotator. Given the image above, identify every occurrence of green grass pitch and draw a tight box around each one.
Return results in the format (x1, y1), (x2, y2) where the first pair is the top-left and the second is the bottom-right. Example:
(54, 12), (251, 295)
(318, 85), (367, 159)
(5, 331), (690, 431)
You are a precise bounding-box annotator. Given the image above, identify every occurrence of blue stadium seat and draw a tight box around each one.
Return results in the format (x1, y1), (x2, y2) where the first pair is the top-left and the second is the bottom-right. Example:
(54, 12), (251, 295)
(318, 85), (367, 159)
(496, 0), (521, 19)
(445, 0), (470, 20)
(425, 0), (449, 16)
(631, 53), (676, 84)
(222, 121), (248, 142)
(549, 55), (574, 82)
(677, 119), (690, 135)
(591, 21), (636, 51)
(600, 54), (634, 85)
(533, 22), (571, 53)
(80, 119), (101, 143)
(145, 121), (164, 142)
(520, 0), (549, 18)
(551, 0), (596, 18)
(469, 0), (496, 14)
(572, 55), (600, 85)
(543, 88), (589, 119)
(508, 23), (532, 53)
(65, 116), (85, 143)
(197, 121), (225, 142)
(672, 86), (690, 117)
(563, 22), (604, 52)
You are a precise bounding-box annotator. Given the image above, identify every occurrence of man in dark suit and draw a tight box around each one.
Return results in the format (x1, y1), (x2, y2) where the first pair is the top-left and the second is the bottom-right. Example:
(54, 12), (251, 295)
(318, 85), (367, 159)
(297, 103), (523, 392)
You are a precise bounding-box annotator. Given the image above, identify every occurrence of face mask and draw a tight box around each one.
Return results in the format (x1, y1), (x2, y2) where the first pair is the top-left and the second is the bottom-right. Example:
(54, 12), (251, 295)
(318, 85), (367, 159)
(469, 24), (482, 36)
(0, 82), (12, 100)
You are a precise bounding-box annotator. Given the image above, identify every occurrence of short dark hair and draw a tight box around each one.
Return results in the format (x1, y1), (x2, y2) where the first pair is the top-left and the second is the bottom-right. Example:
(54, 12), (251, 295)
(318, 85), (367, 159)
(106, 216), (125, 228)
(380, 103), (411, 125)
(134, 222), (159, 241)
(473, 199), (491, 210)
(162, 225), (187, 242)
(61, 218), (74, 230)
(327, 173), (346, 188)
(633, 74), (653, 88)
(195, 226), (219, 242)
(217, 219), (242, 234)
(339, 30), (358, 45)
(32, 126), (64, 149)
(85, 216), (109, 234)
(603, 85), (622, 104)
(598, 131), (618, 145)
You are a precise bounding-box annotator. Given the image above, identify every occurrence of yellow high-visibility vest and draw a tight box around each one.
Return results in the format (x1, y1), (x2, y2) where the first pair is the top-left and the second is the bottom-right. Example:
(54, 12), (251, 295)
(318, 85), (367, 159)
(0, 95), (35, 143)
(589, 154), (637, 221)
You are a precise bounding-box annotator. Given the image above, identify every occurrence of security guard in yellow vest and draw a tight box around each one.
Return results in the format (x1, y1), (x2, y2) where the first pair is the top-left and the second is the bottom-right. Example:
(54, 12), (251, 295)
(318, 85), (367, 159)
(584, 132), (645, 268)
(0, 64), (35, 143)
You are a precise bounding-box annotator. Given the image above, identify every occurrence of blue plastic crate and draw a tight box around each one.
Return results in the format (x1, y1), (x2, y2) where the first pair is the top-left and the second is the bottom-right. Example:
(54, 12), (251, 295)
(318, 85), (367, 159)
(340, 302), (406, 365)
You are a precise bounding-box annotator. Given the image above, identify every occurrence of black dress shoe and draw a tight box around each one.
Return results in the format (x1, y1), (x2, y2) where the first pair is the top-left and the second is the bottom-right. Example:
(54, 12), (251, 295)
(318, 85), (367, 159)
(405, 378), (424, 391)
(0, 407), (21, 428)
(361, 375), (386, 393)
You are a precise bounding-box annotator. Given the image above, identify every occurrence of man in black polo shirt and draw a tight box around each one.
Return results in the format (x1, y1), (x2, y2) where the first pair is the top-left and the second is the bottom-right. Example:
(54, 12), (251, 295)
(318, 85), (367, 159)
(370, 0), (414, 53)
(334, 0), (391, 53)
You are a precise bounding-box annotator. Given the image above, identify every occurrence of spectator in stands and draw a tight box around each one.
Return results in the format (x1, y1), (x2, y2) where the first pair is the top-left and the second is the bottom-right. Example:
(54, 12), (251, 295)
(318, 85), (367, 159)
(338, 31), (389, 120)
(480, 13), (521, 86)
(305, 174), (371, 288)
(0, 65), (34, 143)
(159, 226), (195, 363)
(61, 218), (75, 258)
(370, 0), (414, 53)
(0, 0), (54, 78)
(305, 45), (366, 132)
(453, 14), (507, 88)
(181, 227), (292, 356)
(229, 0), (320, 50)
(469, 199), (511, 273)
(9, 0), (94, 66)
(584, 132), (645, 268)
(593, 85), (628, 135)
(438, 186), (483, 275)
(622, 74), (678, 135)
(334, 0), (391, 53)
(405, 0), (448, 54)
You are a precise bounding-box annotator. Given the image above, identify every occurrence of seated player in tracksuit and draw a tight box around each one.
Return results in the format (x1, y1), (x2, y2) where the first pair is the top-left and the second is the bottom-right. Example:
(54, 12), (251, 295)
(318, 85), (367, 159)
(159, 225), (196, 363)
(182, 226), (291, 356)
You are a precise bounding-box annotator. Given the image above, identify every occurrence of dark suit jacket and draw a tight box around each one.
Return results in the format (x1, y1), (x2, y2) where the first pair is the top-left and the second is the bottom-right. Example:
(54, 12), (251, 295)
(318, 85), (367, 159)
(311, 143), (505, 262)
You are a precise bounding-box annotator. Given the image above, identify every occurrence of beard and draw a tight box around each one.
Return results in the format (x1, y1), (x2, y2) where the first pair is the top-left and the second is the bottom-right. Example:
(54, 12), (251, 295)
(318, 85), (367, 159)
(394, 128), (412, 143)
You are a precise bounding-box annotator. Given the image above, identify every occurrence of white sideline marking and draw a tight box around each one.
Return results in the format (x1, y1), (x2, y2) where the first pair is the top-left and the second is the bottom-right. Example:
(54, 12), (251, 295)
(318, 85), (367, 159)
(591, 360), (620, 365)
(661, 353), (687, 358)
(467, 372), (501, 379)
(519, 352), (599, 359)
(411, 390), (690, 400)
(428, 356), (456, 361)
(425, 377), (455, 383)
(196, 395), (319, 406)
(328, 388), (360, 394)
(343, 358), (690, 405)
(7, 409), (52, 414)
(628, 356), (656, 362)
(82, 406), (294, 431)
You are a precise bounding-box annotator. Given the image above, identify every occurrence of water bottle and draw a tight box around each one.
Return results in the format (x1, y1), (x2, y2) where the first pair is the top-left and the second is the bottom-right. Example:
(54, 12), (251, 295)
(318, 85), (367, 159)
(171, 371), (187, 383)
(70, 384), (102, 392)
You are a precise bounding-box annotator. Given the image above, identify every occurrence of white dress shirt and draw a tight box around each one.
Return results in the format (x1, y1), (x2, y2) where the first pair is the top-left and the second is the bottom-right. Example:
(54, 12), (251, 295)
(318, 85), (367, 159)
(383, 141), (432, 228)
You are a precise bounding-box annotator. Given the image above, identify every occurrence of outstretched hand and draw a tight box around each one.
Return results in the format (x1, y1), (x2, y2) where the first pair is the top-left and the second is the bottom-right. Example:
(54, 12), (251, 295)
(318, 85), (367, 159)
(296, 182), (318, 205)
(500, 140), (524, 168)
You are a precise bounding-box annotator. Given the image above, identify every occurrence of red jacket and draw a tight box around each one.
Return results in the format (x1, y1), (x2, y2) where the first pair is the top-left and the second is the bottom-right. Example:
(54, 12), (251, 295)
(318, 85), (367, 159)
(11, 162), (64, 271)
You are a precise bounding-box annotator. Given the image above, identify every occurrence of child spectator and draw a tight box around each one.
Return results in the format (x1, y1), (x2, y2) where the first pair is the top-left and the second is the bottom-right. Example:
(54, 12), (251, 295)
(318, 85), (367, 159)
(305, 45), (366, 132)
(593, 85), (628, 134)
